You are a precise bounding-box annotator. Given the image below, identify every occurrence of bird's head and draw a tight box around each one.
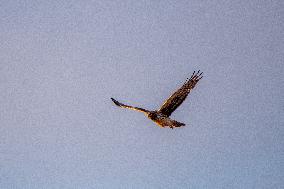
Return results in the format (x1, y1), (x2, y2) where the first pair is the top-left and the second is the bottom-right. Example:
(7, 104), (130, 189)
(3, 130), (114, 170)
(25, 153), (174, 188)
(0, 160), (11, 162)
(147, 112), (157, 120)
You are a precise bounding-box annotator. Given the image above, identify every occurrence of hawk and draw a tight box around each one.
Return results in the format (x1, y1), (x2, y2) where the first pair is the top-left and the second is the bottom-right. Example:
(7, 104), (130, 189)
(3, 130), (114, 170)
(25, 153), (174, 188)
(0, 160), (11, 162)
(111, 70), (203, 129)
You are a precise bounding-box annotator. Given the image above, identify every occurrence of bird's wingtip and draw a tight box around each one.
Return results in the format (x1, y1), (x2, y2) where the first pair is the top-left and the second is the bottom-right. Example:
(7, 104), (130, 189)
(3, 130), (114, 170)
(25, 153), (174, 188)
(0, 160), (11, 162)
(110, 97), (116, 103)
(111, 97), (121, 107)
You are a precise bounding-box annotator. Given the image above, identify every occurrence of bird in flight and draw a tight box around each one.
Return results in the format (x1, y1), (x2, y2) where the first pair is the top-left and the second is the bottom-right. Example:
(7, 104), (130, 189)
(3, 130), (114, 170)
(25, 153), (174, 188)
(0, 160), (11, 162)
(111, 70), (203, 129)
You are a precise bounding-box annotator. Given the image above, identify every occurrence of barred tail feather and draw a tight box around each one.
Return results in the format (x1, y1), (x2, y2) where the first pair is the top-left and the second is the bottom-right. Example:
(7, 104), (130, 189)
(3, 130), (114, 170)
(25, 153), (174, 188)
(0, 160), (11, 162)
(174, 120), (186, 127)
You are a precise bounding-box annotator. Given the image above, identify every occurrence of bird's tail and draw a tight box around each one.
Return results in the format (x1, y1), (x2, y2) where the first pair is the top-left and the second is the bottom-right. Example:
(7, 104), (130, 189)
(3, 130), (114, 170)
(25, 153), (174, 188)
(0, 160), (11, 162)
(173, 120), (186, 127)
(166, 118), (186, 129)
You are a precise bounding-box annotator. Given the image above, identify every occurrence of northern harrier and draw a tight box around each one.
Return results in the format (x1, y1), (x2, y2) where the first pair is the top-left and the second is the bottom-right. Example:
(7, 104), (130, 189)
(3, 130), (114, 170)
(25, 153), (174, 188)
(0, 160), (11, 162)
(111, 70), (203, 129)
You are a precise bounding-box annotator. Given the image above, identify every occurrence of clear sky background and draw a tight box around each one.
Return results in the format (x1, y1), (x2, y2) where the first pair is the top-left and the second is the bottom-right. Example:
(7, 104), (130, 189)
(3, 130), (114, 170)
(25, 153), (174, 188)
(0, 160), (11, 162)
(0, 1), (283, 188)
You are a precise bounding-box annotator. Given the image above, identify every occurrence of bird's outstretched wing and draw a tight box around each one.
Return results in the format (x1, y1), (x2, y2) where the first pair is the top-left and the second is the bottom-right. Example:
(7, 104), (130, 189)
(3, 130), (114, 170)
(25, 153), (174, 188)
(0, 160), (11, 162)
(157, 70), (203, 116)
(111, 98), (149, 113)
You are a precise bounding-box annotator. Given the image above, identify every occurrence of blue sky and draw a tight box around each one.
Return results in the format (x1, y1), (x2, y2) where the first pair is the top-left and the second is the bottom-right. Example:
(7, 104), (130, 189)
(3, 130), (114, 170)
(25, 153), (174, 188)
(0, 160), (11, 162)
(0, 1), (283, 188)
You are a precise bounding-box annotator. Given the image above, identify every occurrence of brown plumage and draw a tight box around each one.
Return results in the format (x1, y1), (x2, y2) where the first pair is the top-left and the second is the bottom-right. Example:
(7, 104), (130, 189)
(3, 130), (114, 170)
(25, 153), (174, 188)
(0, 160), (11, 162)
(111, 70), (203, 129)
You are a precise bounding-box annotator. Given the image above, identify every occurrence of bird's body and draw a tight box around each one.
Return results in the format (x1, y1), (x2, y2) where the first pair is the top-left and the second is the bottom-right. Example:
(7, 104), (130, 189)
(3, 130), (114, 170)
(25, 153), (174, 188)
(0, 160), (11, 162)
(111, 70), (203, 129)
(146, 111), (185, 128)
